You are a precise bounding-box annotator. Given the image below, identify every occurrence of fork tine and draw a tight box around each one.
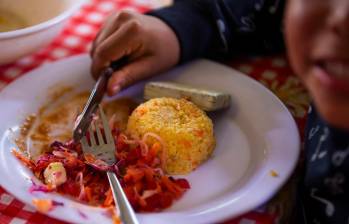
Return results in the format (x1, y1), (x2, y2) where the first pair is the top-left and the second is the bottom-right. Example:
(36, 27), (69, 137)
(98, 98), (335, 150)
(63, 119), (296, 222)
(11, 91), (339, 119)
(89, 123), (96, 147)
(99, 105), (114, 144)
(95, 120), (105, 145)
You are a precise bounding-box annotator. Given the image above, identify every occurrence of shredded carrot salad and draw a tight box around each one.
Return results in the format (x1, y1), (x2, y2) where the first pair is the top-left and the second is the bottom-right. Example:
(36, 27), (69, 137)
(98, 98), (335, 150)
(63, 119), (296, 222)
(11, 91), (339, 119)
(13, 130), (190, 212)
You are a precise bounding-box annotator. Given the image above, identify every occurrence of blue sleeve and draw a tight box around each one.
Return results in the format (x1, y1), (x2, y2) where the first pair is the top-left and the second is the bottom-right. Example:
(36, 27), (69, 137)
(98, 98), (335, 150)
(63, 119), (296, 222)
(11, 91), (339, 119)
(147, 0), (285, 63)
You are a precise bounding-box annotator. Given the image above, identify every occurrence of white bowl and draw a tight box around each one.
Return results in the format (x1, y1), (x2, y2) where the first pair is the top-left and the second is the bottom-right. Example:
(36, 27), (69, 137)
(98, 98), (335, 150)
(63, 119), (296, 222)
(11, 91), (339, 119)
(0, 0), (85, 65)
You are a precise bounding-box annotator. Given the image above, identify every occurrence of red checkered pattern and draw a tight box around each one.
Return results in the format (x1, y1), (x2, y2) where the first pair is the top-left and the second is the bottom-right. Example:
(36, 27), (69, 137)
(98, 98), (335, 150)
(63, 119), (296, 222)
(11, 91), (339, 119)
(0, 0), (308, 223)
(0, 187), (67, 224)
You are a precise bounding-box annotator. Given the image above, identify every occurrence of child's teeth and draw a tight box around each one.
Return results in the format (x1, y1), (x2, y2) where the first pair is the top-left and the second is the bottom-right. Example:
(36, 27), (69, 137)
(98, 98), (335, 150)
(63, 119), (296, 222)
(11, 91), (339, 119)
(325, 62), (348, 78)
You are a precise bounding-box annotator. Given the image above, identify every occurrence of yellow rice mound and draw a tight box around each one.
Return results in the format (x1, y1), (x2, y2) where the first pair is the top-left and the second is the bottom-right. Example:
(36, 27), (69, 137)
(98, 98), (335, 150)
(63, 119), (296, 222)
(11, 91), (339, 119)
(126, 97), (215, 174)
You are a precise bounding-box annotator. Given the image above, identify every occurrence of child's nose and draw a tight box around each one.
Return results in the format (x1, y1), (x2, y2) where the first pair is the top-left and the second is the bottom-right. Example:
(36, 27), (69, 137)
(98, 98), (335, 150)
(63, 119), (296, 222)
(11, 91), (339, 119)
(327, 1), (349, 38)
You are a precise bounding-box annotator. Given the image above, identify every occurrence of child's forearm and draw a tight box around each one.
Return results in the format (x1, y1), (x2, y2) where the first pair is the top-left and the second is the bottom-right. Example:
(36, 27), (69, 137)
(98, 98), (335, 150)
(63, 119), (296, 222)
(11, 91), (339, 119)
(147, 1), (218, 63)
(148, 0), (286, 62)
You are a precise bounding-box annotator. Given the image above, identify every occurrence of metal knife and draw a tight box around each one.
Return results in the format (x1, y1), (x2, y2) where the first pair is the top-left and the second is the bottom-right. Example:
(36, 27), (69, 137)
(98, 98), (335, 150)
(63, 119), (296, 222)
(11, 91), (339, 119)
(73, 58), (127, 142)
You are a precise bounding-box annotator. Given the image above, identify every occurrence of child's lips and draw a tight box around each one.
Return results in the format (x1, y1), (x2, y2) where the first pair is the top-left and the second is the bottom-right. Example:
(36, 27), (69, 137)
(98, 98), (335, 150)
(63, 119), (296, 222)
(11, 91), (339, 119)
(314, 60), (349, 94)
(322, 61), (349, 79)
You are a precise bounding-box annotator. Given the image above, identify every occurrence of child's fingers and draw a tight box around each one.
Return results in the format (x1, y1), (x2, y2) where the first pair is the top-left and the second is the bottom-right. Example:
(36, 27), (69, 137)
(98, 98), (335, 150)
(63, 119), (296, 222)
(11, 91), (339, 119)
(97, 11), (135, 44)
(90, 15), (120, 57)
(90, 12), (180, 95)
(91, 11), (136, 58)
(106, 57), (156, 96)
(91, 20), (143, 79)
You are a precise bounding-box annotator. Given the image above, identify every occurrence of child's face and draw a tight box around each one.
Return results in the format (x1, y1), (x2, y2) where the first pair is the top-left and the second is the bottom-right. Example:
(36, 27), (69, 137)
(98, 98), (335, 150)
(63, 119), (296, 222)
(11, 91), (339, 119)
(285, 0), (349, 129)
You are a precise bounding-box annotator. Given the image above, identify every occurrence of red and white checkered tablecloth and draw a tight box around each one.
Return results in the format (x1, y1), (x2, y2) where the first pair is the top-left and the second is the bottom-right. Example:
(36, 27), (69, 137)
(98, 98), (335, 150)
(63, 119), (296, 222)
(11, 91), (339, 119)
(0, 0), (309, 223)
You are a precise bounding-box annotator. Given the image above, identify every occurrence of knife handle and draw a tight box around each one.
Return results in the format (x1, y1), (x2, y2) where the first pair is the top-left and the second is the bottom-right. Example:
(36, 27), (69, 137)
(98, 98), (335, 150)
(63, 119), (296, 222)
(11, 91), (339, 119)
(101, 57), (128, 81)
(109, 57), (128, 74)
(73, 57), (129, 142)
(103, 57), (128, 79)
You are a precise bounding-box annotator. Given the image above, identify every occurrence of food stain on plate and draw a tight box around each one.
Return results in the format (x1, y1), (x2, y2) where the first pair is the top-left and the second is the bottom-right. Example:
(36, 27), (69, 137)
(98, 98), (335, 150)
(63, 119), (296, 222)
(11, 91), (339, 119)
(17, 86), (138, 160)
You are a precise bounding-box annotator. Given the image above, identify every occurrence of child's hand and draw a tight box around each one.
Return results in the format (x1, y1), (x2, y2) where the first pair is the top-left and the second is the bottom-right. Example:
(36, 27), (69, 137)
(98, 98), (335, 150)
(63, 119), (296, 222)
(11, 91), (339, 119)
(91, 11), (180, 96)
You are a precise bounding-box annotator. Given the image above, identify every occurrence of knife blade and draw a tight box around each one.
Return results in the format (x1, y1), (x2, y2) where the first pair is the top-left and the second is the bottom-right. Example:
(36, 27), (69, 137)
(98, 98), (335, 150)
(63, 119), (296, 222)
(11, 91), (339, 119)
(73, 58), (127, 142)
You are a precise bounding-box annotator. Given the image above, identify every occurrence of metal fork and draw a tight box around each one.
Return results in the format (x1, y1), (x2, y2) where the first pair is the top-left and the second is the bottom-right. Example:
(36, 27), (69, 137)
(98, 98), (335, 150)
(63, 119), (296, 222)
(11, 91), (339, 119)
(80, 105), (139, 224)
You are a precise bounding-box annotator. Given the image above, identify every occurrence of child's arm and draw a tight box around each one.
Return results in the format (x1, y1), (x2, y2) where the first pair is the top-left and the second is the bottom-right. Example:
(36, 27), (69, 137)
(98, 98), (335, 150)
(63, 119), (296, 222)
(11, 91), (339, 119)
(91, 0), (286, 96)
(149, 0), (286, 62)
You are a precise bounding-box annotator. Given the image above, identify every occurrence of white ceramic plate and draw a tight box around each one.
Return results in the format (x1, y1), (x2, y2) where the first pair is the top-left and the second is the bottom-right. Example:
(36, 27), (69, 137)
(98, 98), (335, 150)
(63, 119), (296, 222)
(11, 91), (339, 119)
(0, 55), (300, 224)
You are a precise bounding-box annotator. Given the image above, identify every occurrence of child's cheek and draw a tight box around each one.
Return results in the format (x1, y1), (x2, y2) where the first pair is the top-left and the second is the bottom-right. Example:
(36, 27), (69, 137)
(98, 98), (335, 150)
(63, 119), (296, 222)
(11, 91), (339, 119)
(285, 1), (312, 78)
